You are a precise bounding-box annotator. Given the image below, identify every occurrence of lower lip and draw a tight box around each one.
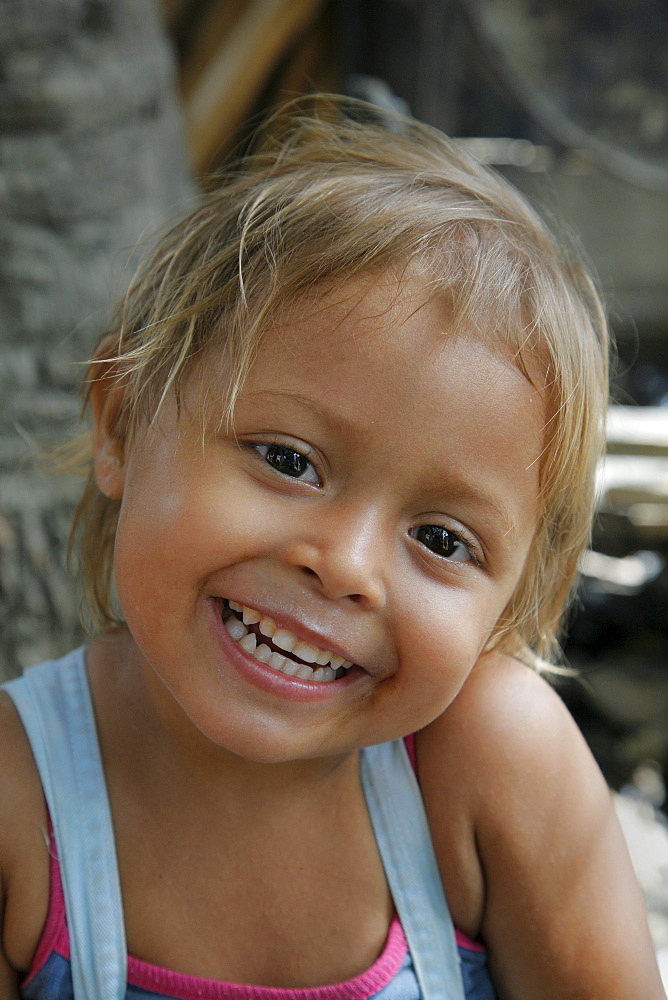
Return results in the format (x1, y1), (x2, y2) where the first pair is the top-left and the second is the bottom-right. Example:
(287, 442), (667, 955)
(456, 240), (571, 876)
(208, 600), (364, 702)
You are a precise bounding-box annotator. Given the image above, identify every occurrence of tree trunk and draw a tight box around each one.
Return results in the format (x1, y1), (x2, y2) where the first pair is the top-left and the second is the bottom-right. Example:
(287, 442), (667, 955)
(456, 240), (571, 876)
(0, 0), (193, 679)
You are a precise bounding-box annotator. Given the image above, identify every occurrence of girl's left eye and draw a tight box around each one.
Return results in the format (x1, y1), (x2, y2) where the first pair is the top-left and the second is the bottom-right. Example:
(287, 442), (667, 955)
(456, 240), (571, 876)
(254, 443), (320, 484)
(411, 524), (476, 564)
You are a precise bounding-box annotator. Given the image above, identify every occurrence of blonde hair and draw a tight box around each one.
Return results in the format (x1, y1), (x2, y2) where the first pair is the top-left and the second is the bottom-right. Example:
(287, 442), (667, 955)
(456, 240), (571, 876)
(69, 95), (609, 668)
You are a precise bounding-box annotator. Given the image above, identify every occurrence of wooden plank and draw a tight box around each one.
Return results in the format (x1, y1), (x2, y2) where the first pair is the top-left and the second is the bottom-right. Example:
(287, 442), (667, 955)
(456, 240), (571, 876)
(274, 14), (331, 96)
(180, 0), (249, 99)
(185, 0), (325, 170)
(599, 454), (668, 507)
(607, 406), (668, 456)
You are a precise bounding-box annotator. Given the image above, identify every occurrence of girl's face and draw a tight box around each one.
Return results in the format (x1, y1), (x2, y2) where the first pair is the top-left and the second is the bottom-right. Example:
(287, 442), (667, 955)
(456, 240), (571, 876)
(96, 275), (546, 763)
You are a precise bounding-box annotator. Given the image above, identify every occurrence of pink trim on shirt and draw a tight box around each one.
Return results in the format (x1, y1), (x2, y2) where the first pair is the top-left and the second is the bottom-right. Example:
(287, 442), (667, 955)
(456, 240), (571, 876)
(24, 826), (409, 1000)
(127, 918), (407, 1000)
(454, 929), (485, 954)
(23, 828), (70, 986)
(402, 733), (417, 770)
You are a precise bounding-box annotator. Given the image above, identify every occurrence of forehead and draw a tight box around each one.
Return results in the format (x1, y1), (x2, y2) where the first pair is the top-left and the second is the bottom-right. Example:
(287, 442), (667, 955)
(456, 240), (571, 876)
(223, 275), (546, 511)
(241, 273), (545, 427)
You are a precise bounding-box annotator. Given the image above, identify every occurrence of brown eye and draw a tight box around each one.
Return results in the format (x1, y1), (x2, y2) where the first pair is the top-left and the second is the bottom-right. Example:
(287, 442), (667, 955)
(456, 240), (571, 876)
(265, 444), (309, 477)
(412, 524), (472, 563)
(254, 443), (320, 484)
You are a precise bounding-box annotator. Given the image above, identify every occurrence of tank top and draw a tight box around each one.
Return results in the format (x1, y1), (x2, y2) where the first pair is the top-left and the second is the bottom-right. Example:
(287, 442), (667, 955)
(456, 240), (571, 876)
(4, 649), (497, 1000)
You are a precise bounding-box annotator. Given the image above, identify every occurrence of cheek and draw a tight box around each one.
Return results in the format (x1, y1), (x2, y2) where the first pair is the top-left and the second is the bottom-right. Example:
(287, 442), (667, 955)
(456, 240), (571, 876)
(112, 458), (266, 611)
(111, 467), (197, 620)
(112, 514), (172, 632)
(392, 590), (494, 709)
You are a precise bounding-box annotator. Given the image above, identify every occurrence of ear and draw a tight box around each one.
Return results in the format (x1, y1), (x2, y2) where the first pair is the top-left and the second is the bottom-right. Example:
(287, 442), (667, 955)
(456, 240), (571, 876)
(89, 359), (128, 500)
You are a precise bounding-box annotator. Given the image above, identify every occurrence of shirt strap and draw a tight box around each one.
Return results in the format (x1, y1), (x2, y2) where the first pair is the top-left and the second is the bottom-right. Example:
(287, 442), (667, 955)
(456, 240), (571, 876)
(360, 740), (466, 1000)
(4, 649), (127, 1000)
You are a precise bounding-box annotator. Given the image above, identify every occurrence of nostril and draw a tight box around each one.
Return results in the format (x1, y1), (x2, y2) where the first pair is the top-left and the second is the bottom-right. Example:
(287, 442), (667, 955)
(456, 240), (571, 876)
(286, 539), (385, 606)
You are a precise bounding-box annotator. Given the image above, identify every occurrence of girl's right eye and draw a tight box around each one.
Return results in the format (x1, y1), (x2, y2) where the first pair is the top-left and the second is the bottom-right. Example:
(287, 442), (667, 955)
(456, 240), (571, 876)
(254, 443), (320, 485)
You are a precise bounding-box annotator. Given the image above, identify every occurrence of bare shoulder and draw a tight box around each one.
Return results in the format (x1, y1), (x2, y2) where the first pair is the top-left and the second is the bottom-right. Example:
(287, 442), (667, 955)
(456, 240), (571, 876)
(417, 653), (666, 1000)
(418, 652), (584, 782)
(415, 656), (585, 938)
(0, 688), (50, 979)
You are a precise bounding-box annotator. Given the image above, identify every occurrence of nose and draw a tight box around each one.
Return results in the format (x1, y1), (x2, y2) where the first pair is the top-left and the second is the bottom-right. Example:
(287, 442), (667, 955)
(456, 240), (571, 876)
(279, 501), (388, 608)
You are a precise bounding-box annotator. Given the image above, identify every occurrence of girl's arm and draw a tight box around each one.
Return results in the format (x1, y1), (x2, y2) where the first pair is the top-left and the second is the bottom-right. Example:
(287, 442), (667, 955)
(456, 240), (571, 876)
(0, 923), (20, 1000)
(0, 763), (22, 1000)
(418, 653), (666, 1000)
(0, 692), (49, 1000)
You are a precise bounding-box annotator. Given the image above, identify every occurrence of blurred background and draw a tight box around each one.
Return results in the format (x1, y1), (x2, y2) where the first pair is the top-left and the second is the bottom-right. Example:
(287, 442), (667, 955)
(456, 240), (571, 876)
(1, 0), (668, 962)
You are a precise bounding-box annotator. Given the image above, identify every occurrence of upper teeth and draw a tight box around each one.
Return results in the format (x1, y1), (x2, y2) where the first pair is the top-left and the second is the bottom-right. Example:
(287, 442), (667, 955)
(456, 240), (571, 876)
(225, 601), (353, 682)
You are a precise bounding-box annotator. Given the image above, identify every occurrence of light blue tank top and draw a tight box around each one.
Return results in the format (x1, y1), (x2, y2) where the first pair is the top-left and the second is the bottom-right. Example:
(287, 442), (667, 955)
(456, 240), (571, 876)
(4, 648), (496, 1000)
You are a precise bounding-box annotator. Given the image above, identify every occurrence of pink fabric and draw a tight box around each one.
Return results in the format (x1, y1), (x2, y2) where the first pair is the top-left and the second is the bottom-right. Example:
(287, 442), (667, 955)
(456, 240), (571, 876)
(402, 734), (417, 770)
(127, 919), (407, 1000)
(25, 828), (409, 999)
(454, 930), (485, 954)
(23, 830), (70, 985)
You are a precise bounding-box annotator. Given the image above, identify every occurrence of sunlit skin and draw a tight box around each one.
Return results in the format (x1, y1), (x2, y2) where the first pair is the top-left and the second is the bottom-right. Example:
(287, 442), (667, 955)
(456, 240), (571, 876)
(0, 273), (664, 997)
(98, 273), (545, 767)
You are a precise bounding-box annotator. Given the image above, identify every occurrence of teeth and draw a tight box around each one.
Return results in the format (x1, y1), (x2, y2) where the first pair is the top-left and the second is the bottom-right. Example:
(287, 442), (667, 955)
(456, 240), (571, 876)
(293, 641), (318, 663)
(259, 617), (276, 638)
(239, 632), (257, 652)
(225, 618), (248, 641)
(312, 667), (336, 682)
(272, 629), (296, 653)
(225, 600), (354, 680)
(281, 659), (302, 677)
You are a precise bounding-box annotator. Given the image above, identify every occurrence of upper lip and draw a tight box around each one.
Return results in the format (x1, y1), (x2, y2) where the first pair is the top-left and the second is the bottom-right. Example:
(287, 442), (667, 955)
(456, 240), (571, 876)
(216, 595), (366, 671)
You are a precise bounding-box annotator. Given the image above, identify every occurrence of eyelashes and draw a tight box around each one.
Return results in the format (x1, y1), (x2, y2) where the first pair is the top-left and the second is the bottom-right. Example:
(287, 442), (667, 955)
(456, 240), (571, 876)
(251, 440), (482, 568)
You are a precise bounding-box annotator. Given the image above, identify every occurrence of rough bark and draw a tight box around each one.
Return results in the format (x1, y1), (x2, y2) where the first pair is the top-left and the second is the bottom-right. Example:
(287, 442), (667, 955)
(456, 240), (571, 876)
(0, 0), (193, 679)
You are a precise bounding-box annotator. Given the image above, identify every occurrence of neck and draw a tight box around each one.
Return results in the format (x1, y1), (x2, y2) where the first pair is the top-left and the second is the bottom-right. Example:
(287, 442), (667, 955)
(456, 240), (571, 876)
(87, 629), (362, 819)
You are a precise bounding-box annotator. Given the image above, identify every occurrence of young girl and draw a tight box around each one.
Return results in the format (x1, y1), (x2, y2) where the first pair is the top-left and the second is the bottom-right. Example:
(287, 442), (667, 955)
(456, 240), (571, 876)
(0, 98), (664, 1000)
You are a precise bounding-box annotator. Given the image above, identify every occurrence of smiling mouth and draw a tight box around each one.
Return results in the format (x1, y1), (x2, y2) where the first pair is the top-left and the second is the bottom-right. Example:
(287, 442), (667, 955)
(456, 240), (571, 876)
(222, 600), (355, 683)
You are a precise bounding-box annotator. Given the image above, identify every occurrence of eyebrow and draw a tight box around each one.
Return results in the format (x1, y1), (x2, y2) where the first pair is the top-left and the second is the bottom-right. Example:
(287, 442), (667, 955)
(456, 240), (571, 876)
(245, 389), (326, 421)
(433, 482), (517, 542)
(244, 389), (518, 541)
